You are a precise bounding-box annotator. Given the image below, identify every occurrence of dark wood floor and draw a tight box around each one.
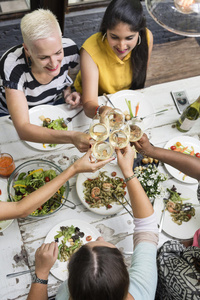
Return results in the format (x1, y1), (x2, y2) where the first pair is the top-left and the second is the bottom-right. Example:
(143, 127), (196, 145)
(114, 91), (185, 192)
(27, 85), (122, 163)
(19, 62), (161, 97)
(145, 37), (200, 87)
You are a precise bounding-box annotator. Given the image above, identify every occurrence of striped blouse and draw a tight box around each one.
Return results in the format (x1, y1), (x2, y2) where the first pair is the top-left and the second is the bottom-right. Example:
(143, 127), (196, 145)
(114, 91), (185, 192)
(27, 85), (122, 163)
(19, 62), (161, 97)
(0, 38), (79, 116)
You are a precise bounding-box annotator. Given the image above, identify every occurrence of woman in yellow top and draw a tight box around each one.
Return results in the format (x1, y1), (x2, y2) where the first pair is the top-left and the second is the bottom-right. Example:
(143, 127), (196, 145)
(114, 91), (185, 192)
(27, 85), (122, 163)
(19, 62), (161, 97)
(74, 0), (153, 118)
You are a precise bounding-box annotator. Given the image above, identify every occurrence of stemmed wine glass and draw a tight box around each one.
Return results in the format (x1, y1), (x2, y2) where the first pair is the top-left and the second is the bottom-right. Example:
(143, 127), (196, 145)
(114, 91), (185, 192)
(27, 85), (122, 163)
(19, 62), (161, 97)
(89, 113), (110, 142)
(109, 122), (130, 149)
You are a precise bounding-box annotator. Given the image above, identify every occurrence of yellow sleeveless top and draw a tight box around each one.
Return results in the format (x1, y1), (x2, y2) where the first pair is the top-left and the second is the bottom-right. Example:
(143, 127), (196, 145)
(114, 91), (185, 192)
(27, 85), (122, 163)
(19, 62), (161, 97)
(74, 29), (150, 95)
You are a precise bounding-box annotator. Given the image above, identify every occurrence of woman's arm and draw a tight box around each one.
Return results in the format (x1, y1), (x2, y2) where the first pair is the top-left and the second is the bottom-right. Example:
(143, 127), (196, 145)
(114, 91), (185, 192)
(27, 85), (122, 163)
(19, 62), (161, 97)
(147, 30), (153, 68)
(0, 149), (114, 221)
(134, 133), (200, 181)
(116, 145), (154, 218)
(80, 49), (100, 118)
(27, 242), (58, 300)
(6, 88), (90, 152)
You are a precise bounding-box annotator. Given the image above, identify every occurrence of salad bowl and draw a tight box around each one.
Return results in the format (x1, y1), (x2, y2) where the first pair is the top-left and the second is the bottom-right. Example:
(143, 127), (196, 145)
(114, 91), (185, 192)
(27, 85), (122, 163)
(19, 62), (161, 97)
(7, 159), (70, 219)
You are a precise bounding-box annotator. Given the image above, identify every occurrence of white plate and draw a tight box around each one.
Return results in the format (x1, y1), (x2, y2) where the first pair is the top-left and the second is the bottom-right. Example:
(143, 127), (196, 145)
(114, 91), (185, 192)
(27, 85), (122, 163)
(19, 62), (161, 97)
(154, 182), (200, 240)
(109, 90), (155, 130)
(26, 105), (73, 151)
(45, 219), (100, 281)
(0, 180), (14, 232)
(76, 163), (129, 215)
(164, 136), (200, 184)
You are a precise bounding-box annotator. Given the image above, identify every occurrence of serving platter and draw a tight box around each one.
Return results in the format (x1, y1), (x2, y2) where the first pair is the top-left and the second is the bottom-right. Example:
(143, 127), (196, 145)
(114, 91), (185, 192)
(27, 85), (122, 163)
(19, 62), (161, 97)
(76, 163), (130, 216)
(26, 105), (73, 151)
(164, 136), (200, 184)
(0, 180), (14, 232)
(109, 90), (155, 130)
(45, 219), (100, 281)
(154, 181), (200, 240)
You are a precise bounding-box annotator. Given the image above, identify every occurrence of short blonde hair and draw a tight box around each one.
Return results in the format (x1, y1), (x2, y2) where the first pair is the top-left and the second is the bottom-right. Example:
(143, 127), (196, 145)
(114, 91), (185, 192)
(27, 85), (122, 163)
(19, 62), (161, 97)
(21, 9), (62, 46)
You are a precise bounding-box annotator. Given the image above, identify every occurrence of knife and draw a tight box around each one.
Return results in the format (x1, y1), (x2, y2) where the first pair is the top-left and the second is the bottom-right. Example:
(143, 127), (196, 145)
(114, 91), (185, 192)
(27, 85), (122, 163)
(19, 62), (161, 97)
(103, 93), (115, 108)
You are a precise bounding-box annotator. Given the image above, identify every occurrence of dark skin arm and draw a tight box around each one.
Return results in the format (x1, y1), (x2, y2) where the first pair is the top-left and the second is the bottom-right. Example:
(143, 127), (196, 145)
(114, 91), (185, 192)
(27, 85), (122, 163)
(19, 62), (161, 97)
(133, 133), (200, 181)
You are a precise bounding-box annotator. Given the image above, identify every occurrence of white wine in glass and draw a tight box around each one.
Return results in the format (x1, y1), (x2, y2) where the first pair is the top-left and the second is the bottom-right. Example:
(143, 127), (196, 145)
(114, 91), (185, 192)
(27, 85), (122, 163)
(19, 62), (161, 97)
(107, 108), (125, 130)
(92, 141), (114, 160)
(109, 124), (130, 149)
(89, 114), (109, 142)
(129, 124), (143, 142)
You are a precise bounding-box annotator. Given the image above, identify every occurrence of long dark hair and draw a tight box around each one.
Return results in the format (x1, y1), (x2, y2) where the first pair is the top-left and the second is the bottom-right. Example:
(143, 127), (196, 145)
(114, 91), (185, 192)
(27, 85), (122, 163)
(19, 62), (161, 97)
(68, 245), (129, 300)
(100, 0), (148, 90)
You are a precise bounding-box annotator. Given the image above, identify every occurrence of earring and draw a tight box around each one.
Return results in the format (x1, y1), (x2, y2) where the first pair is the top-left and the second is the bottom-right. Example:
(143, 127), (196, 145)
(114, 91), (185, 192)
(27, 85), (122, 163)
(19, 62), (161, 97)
(102, 32), (107, 42)
(27, 56), (32, 68)
(137, 35), (141, 46)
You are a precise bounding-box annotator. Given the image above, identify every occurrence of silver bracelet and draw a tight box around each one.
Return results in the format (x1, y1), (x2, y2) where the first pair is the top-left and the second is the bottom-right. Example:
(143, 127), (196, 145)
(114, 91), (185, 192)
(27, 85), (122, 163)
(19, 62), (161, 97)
(124, 174), (137, 183)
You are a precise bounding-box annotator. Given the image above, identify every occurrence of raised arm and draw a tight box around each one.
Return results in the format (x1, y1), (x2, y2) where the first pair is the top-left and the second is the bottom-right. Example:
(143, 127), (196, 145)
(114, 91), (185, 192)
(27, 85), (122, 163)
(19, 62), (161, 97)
(134, 133), (200, 181)
(116, 145), (154, 218)
(0, 149), (114, 221)
(6, 88), (90, 152)
(80, 49), (111, 118)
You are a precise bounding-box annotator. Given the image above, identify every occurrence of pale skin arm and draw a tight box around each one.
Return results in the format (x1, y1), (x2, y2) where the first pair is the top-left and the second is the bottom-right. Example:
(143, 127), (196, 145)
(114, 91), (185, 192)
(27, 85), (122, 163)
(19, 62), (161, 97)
(27, 242), (58, 300)
(0, 149), (114, 221)
(6, 88), (90, 152)
(116, 145), (154, 218)
(134, 133), (200, 181)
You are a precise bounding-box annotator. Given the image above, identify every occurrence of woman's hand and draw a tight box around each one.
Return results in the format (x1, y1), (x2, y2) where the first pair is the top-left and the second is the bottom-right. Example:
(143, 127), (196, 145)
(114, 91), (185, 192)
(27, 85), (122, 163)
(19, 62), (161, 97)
(65, 91), (82, 108)
(133, 133), (154, 157)
(35, 242), (58, 280)
(116, 145), (135, 178)
(72, 148), (114, 174)
(71, 132), (91, 152)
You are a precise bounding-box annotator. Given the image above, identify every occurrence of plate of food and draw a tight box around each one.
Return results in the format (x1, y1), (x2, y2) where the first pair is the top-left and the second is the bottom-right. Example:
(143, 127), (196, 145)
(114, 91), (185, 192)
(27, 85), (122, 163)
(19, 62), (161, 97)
(76, 163), (130, 215)
(26, 105), (73, 151)
(164, 136), (200, 184)
(45, 219), (100, 281)
(154, 182), (200, 240)
(0, 180), (14, 232)
(108, 90), (155, 130)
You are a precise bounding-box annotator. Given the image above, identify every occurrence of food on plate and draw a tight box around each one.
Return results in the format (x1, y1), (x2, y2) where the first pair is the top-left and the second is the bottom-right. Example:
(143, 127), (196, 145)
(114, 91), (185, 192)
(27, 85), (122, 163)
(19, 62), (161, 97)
(165, 185), (195, 225)
(169, 141), (198, 156)
(141, 156), (159, 165)
(40, 116), (68, 147)
(83, 171), (126, 209)
(11, 168), (65, 216)
(54, 225), (85, 262)
(169, 141), (200, 180)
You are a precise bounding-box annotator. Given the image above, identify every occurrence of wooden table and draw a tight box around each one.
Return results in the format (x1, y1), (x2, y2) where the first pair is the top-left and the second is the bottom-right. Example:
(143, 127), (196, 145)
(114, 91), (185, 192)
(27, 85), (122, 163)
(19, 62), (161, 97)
(0, 75), (200, 300)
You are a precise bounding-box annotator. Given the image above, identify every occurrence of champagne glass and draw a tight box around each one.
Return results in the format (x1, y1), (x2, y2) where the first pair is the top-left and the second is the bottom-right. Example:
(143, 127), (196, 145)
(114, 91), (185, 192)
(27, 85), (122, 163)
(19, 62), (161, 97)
(106, 108), (125, 130)
(128, 121), (143, 142)
(109, 123), (130, 149)
(92, 141), (114, 160)
(89, 113), (109, 142)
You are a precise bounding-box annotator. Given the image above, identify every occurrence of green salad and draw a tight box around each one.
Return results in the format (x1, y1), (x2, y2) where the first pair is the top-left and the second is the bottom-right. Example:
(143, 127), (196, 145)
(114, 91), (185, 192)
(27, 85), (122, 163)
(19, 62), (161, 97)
(11, 168), (65, 216)
(54, 225), (84, 262)
(41, 117), (68, 148)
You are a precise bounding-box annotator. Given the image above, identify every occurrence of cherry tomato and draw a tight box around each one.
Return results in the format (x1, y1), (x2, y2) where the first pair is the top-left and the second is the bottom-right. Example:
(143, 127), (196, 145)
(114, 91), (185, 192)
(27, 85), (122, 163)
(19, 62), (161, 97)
(38, 206), (43, 211)
(124, 191), (127, 195)
(107, 204), (112, 209)
(122, 183), (127, 188)
(88, 178), (93, 181)
(195, 152), (200, 158)
(176, 142), (182, 147)
(170, 145), (176, 151)
(187, 214), (191, 220)
(45, 176), (50, 182)
(0, 189), (1, 195)
(111, 171), (117, 177)
(120, 178), (124, 182)
(86, 235), (92, 241)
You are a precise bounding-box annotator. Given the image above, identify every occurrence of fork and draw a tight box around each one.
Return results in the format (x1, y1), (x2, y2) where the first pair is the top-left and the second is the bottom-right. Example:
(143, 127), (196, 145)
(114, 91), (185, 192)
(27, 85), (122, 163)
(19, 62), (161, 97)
(133, 109), (168, 121)
(64, 108), (83, 125)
